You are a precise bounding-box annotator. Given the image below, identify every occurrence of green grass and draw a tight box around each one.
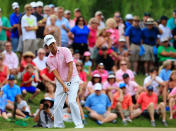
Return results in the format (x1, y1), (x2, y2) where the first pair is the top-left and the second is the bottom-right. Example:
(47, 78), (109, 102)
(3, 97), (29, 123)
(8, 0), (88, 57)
(0, 74), (176, 130)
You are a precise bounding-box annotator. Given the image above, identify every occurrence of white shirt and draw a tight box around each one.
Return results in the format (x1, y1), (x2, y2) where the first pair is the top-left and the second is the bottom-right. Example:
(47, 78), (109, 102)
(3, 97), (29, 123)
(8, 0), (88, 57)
(98, 21), (105, 30)
(21, 14), (37, 41)
(158, 24), (172, 41)
(33, 56), (47, 70)
(144, 76), (163, 94)
(17, 100), (30, 113)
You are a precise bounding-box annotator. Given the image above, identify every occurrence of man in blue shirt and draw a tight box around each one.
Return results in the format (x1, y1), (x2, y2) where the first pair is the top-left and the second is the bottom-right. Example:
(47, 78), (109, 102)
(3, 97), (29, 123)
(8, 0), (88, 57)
(2, 75), (25, 118)
(9, 2), (21, 52)
(85, 83), (117, 125)
(125, 16), (142, 75)
(167, 10), (176, 30)
(141, 18), (162, 75)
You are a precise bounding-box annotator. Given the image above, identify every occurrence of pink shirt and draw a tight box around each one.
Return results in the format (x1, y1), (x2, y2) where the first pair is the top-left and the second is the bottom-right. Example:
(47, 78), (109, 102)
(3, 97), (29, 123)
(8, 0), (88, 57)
(169, 87), (176, 97)
(79, 71), (87, 82)
(88, 27), (97, 48)
(103, 81), (118, 94)
(116, 69), (134, 81)
(3, 51), (19, 69)
(47, 47), (78, 82)
(92, 69), (108, 83)
(108, 28), (119, 45)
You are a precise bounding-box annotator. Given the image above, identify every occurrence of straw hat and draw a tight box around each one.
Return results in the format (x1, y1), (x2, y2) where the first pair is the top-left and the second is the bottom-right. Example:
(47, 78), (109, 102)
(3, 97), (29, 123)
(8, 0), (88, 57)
(145, 18), (154, 25)
(23, 51), (35, 58)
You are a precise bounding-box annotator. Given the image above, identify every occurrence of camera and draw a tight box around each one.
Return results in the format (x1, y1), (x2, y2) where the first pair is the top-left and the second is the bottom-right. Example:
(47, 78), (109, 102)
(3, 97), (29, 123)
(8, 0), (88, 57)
(43, 103), (50, 110)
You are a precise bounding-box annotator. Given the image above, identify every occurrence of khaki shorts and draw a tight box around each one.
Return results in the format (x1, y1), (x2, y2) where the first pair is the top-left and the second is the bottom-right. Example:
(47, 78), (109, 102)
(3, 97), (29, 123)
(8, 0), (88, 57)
(0, 41), (6, 52)
(23, 39), (37, 54)
(130, 43), (140, 61)
(141, 44), (155, 62)
(35, 38), (44, 49)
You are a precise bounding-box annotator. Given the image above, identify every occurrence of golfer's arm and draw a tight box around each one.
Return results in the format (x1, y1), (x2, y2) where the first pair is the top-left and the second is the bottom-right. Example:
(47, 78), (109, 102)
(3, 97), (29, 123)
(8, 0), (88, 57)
(66, 62), (73, 82)
(52, 69), (65, 86)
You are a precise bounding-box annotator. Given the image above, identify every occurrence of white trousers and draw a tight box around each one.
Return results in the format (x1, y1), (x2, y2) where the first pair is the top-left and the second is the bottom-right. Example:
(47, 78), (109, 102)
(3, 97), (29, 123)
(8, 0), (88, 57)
(54, 75), (82, 127)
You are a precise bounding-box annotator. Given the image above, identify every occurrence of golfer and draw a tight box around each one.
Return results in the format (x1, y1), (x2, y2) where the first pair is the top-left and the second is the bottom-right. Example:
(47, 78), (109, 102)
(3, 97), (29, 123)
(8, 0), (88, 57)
(44, 35), (84, 128)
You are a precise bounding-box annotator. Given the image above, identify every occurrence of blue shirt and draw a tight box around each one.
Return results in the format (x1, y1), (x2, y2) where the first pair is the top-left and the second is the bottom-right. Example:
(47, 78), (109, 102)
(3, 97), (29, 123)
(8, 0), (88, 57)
(159, 68), (172, 81)
(85, 93), (111, 115)
(125, 26), (142, 44)
(142, 27), (160, 45)
(55, 17), (70, 43)
(71, 25), (90, 44)
(0, 94), (7, 111)
(2, 84), (21, 102)
(167, 17), (176, 30)
(125, 21), (132, 31)
(10, 12), (21, 38)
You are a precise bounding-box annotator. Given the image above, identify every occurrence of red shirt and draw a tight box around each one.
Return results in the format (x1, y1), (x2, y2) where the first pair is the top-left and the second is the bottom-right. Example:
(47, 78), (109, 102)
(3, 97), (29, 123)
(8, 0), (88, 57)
(137, 92), (158, 112)
(21, 72), (35, 87)
(79, 71), (87, 82)
(20, 60), (36, 72)
(0, 65), (8, 83)
(88, 27), (97, 48)
(40, 68), (55, 81)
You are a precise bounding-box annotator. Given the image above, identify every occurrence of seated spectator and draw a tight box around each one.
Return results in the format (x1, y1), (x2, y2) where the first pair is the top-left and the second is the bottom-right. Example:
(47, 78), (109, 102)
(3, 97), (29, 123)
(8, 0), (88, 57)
(2, 41), (19, 75)
(157, 37), (176, 62)
(2, 75), (26, 118)
(112, 83), (141, 125)
(21, 64), (40, 102)
(73, 50), (81, 63)
(0, 53), (9, 88)
(44, 83), (55, 100)
(85, 83), (117, 125)
(116, 60), (134, 82)
(34, 97), (54, 128)
(144, 68), (167, 104)
(121, 73), (143, 104)
(168, 87), (176, 119)
(136, 86), (168, 127)
(167, 71), (176, 93)
(15, 95), (31, 117)
(92, 63), (108, 83)
(0, 88), (12, 120)
(33, 48), (47, 71)
(103, 73), (118, 102)
(159, 60), (172, 81)
(83, 51), (92, 76)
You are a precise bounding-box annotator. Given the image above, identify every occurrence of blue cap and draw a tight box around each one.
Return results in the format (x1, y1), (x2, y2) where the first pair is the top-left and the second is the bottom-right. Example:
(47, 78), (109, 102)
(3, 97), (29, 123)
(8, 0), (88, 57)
(8, 74), (15, 80)
(147, 85), (153, 91)
(119, 83), (126, 89)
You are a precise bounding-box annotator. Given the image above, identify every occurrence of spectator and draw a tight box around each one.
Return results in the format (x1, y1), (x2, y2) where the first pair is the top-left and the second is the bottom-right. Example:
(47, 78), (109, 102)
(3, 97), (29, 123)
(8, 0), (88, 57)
(157, 37), (176, 62)
(92, 63), (108, 83)
(73, 8), (81, 22)
(0, 53), (9, 87)
(64, 10), (75, 28)
(2, 41), (19, 75)
(2, 75), (26, 118)
(34, 97), (54, 128)
(21, 4), (38, 54)
(49, 4), (55, 15)
(44, 14), (61, 46)
(139, 12), (151, 29)
(144, 68), (167, 104)
(76, 60), (87, 83)
(21, 64), (40, 102)
(136, 86), (168, 127)
(83, 51), (92, 76)
(115, 60), (134, 82)
(10, 2), (21, 52)
(43, 5), (51, 18)
(95, 11), (105, 30)
(85, 83), (117, 125)
(103, 73), (118, 102)
(167, 10), (176, 30)
(44, 82), (55, 100)
(0, 8), (11, 52)
(141, 18), (162, 75)
(125, 14), (133, 30)
(167, 71), (176, 93)
(159, 60), (172, 81)
(33, 48), (47, 71)
(125, 16), (142, 75)
(168, 87), (176, 119)
(34, 1), (45, 51)
(69, 16), (90, 55)
(30, 2), (37, 14)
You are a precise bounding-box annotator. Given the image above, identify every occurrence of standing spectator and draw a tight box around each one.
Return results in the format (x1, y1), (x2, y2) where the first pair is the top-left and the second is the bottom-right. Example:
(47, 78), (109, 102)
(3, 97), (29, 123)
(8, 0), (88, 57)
(64, 10), (75, 28)
(49, 4), (55, 15)
(85, 83), (117, 125)
(34, 1), (45, 51)
(0, 8), (11, 52)
(125, 14), (133, 30)
(136, 86), (168, 127)
(0, 53), (9, 87)
(167, 10), (176, 30)
(95, 11), (105, 30)
(141, 18), (162, 75)
(159, 60), (172, 81)
(73, 8), (81, 22)
(30, 2), (37, 14)
(69, 16), (90, 55)
(139, 12), (151, 29)
(43, 5), (51, 19)
(2, 41), (19, 75)
(33, 48), (47, 71)
(10, 2), (21, 52)
(125, 16), (142, 75)
(21, 4), (38, 54)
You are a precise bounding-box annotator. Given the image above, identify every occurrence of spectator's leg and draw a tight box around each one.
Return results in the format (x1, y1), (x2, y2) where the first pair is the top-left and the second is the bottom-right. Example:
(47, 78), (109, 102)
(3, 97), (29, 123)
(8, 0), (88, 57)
(160, 86), (167, 105)
(133, 61), (138, 74)
(147, 103), (155, 121)
(107, 91), (113, 102)
(2, 112), (8, 120)
(116, 102), (125, 120)
(131, 108), (142, 119)
(157, 102), (166, 121)
(169, 98), (175, 119)
(101, 113), (117, 123)
(144, 61), (148, 75)
(89, 111), (104, 121)
(22, 89), (27, 98)
(30, 88), (40, 100)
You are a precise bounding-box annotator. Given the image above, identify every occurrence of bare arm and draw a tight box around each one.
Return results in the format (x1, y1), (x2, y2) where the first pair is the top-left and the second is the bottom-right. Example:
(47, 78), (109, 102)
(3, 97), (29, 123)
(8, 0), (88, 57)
(125, 36), (130, 50)
(44, 26), (49, 36)
(85, 106), (94, 112)
(57, 27), (61, 47)
(66, 62), (73, 82)
(25, 26), (38, 32)
(68, 32), (74, 39)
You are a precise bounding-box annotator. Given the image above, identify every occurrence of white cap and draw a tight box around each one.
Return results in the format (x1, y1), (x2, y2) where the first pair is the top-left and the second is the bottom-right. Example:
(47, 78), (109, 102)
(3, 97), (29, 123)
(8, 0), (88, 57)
(44, 35), (56, 47)
(161, 37), (169, 43)
(30, 2), (37, 8)
(64, 10), (71, 15)
(12, 2), (19, 10)
(36, 1), (43, 7)
(95, 11), (102, 16)
(118, 37), (126, 42)
(108, 74), (116, 79)
(125, 14), (133, 20)
(94, 83), (102, 91)
(93, 74), (101, 78)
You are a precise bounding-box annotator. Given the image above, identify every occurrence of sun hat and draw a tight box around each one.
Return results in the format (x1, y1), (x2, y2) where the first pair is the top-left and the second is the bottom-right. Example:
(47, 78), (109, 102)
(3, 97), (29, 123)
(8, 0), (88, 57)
(44, 34), (56, 47)
(93, 74), (101, 78)
(94, 83), (102, 90)
(12, 2), (19, 10)
(98, 63), (104, 66)
(83, 51), (91, 57)
(23, 51), (35, 58)
(125, 14), (133, 20)
(95, 11), (102, 16)
(30, 2), (37, 8)
(36, 1), (43, 7)
(108, 74), (116, 79)
(119, 83), (126, 89)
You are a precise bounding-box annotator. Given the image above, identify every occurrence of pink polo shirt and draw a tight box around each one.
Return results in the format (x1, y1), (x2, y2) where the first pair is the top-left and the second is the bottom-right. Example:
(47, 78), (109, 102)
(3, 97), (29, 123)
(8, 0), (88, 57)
(92, 69), (108, 83)
(47, 47), (78, 82)
(116, 69), (134, 81)
(103, 81), (118, 94)
(88, 27), (97, 48)
(169, 87), (176, 97)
